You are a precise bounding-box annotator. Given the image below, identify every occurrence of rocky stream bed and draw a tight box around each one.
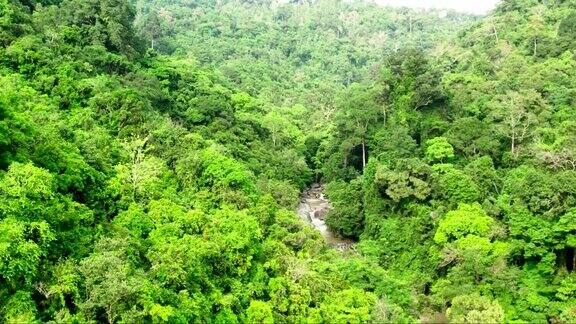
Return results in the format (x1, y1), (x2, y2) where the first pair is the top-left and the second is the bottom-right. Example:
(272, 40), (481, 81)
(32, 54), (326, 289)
(296, 184), (355, 250)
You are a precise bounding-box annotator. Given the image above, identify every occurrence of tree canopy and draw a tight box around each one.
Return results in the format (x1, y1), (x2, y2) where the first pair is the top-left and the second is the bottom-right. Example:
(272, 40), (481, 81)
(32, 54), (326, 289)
(1, 0), (576, 322)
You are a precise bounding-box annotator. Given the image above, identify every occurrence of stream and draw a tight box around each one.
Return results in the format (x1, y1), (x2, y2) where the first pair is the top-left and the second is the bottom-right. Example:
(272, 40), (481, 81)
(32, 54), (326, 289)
(296, 184), (355, 250)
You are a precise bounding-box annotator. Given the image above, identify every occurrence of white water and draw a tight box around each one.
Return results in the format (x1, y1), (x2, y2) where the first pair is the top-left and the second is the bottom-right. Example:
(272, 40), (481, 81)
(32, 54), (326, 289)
(297, 184), (355, 249)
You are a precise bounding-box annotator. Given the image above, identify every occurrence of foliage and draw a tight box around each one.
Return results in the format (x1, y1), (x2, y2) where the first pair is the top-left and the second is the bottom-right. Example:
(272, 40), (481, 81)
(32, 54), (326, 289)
(2, 0), (576, 322)
(319, 0), (576, 322)
(446, 294), (504, 323)
(425, 137), (455, 163)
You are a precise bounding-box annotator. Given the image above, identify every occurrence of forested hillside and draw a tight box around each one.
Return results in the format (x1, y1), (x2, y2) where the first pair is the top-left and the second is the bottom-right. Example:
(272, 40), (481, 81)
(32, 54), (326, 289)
(1, 0), (575, 322)
(320, 0), (576, 322)
(134, 0), (474, 120)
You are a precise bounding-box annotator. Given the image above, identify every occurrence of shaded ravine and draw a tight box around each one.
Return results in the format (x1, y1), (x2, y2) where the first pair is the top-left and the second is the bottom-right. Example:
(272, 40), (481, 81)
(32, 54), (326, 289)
(297, 184), (355, 250)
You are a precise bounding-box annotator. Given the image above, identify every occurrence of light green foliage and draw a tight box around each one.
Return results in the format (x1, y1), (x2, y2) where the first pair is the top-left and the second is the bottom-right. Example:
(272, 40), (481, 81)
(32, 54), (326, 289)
(136, 0), (471, 109)
(434, 203), (494, 244)
(0, 291), (38, 324)
(200, 147), (256, 194)
(319, 288), (376, 323)
(0, 162), (93, 257)
(488, 90), (541, 158)
(260, 110), (300, 148)
(425, 137), (455, 163)
(371, 298), (415, 324)
(319, 3), (576, 312)
(0, 162), (54, 213)
(433, 204), (510, 298)
(557, 274), (576, 302)
(446, 294), (504, 323)
(107, 155), (177, 207)
(257, 178), (300, 209)
(79, 238), (145, 323)
(374, 159), (431, 203)
(0, 218), (53, 289)
(267, 276), (313, 322)
(557, 209), (576, 249)
(560, 306), (576, 324)
(246, 300), (274, 323)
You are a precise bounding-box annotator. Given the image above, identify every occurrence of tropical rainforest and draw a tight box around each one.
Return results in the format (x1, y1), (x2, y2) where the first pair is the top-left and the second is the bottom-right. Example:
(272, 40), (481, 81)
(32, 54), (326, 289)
(1, 0), (576, 322)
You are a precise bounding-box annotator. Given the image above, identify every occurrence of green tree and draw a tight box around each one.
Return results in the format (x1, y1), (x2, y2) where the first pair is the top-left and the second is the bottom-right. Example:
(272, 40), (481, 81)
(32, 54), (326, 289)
(79, 238), (145, 323)
(489, 90), (541, 158)
(425, 137), (455, 163)
(246, 300), (274, 323)
(319, 288), (376, 323)
(434, 203), (495, 245)
(60, 0), (143, 56)
(446, 294), (504, 323)
(334, 83), (383, 170)
(430, 164), (480, 205)
(325, 179), (365, 238)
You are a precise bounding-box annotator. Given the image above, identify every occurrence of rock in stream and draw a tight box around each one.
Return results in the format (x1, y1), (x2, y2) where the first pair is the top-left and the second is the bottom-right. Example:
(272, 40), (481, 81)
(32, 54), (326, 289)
(296, 184), (355, 250)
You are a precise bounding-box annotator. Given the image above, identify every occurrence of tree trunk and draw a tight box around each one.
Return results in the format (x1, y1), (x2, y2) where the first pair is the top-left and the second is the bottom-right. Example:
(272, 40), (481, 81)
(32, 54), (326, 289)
(567, 247), (575, 272)
(492, 25), (499, 45)
(382, 106), (387, 125)
(361, 140), (366, 170)
(511, 134), (515, 157)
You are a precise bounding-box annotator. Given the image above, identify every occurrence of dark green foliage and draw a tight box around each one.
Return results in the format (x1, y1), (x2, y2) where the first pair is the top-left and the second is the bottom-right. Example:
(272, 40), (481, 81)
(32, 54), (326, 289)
(325, 179), (364, 238)
(59, 0), (143, 56)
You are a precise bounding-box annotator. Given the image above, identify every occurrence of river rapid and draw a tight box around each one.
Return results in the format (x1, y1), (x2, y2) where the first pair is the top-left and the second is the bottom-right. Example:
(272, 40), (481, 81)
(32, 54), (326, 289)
(296, 184), (355, 250)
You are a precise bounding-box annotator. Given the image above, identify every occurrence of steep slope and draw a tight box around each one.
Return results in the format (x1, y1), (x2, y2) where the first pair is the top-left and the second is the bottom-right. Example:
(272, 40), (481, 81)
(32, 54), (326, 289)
(322, 0), (576, 322)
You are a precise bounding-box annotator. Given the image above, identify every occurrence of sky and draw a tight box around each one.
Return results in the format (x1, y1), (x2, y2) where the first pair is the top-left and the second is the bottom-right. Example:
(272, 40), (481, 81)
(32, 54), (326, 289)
(373, 0), (501, 14)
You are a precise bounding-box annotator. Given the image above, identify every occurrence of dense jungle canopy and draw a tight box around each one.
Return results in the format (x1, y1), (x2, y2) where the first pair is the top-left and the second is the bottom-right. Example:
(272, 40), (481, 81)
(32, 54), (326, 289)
(1, 0), (576, 322)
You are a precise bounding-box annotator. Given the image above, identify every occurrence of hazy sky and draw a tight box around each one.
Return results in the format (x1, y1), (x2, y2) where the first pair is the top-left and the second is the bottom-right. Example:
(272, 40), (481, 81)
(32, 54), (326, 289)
(374, 0), (501, 14)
